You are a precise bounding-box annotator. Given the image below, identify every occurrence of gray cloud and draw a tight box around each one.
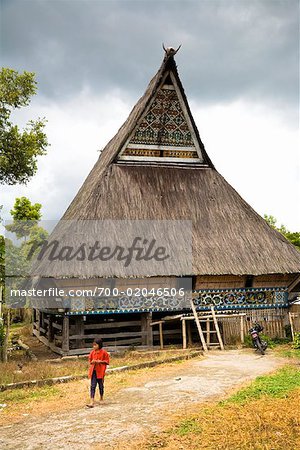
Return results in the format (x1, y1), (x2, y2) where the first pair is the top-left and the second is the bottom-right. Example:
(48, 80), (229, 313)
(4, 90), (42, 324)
(1, 0), (298, 112)
(0, 0), (299, 231)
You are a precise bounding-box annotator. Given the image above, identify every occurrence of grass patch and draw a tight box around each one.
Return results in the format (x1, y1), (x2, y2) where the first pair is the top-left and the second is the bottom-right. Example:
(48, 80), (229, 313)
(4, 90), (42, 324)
(0, 385), (60, 404)
(176, 417), (202, 436)
(10, 323), (26, 331)
(0, 360), (88, 385)
(279, 349), (300, 359)
(220, 365), (300, 404)
(277, 347), (300, 360)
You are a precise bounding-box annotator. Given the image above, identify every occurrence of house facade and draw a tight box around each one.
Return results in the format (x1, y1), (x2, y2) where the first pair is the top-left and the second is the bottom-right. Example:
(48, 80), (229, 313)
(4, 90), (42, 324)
(32, 49), (300, 354)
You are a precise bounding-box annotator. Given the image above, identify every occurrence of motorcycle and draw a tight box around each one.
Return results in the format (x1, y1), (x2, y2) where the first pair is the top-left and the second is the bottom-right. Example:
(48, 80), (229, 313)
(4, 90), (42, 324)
(249, 322), (268, 355)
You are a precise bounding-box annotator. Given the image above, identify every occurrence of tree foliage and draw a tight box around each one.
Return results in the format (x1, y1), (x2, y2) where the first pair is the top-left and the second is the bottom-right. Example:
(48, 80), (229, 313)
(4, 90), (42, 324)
(6, 196), (42, 239)
(4, 197), (48, 278)
(0, 68), (49, 185)
(264, 214), (300, 250)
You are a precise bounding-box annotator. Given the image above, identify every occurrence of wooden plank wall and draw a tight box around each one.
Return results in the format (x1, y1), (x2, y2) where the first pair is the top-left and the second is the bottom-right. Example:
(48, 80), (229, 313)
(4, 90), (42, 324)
(220, 308), (288, 344)
(33, 310), (64, 354)
(252, 274), (295, 288)
(195, 275), (246, 290)
(66, 313), (154, 350)
(195, 274), (296, 290)
(289, 304), (300, 333)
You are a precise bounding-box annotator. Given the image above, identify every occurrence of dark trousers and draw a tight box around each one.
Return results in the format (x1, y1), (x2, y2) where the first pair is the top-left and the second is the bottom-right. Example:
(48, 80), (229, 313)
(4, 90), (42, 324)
(90, 370), (104, 398)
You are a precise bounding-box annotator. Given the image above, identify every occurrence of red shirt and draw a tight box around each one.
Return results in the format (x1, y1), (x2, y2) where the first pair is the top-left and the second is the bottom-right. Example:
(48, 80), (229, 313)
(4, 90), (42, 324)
(88, 349), (110, 379)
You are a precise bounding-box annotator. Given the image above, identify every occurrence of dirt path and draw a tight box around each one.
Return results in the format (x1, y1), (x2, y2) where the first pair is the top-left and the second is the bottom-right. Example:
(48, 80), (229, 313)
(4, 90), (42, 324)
(0, 350), (285, 450)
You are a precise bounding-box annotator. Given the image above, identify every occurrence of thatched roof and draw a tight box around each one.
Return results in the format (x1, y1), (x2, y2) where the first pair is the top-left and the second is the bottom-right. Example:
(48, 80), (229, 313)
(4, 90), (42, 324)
(35, 52), (300, 277)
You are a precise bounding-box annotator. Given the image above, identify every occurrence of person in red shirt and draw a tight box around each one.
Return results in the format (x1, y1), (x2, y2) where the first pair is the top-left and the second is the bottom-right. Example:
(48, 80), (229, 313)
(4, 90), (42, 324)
(86, 338), (110, 408)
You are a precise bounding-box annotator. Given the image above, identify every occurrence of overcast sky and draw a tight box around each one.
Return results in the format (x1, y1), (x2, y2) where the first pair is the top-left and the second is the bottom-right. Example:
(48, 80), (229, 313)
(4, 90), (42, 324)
(1, 0), (299, 230)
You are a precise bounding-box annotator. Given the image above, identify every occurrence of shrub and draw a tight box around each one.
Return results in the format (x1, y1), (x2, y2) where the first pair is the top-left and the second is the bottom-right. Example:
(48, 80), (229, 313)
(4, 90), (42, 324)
(292, 332), (300, 349)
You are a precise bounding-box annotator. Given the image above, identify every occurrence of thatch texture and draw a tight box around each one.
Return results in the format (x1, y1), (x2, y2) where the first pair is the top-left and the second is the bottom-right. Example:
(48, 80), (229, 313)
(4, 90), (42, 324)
(34, 54), (300, 277)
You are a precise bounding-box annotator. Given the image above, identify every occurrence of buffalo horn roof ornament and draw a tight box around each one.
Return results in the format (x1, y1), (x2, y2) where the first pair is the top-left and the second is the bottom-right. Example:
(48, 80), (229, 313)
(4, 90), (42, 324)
(162, 43), (181, 57)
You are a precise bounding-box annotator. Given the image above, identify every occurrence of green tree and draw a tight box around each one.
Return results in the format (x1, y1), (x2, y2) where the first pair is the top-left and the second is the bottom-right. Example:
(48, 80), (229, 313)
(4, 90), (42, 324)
(0, 68), (49, 185)
(6, 197), (42, 239)
(0, 236), (9, 363)
(0, 235), (4, 287)
(5, 197), (48, 274)
(0, 199), (48, 362)
(264, 215), (300, 250)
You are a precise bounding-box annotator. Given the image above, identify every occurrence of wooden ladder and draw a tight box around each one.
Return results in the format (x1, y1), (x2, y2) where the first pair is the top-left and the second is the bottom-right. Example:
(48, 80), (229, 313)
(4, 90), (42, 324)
(190, 300), (224, 352)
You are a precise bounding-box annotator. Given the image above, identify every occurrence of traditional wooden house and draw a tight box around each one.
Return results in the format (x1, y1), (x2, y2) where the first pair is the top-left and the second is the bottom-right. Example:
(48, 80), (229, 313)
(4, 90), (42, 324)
(32, 48), (300, 355)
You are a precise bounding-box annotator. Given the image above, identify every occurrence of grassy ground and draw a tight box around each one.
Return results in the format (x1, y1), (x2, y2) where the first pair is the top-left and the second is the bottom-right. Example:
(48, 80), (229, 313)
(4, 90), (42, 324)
(130, 355), (300, 450)
(0, 348), (197, 385)
(275, 346), (300, 360)
(1, 324), (198, 385)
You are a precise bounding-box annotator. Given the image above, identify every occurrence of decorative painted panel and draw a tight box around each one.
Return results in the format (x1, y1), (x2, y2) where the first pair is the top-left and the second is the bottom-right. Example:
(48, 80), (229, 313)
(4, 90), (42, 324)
(129, 87), (194, 148)
(193, 287), (288, 310)
(65, 287), (289, 314)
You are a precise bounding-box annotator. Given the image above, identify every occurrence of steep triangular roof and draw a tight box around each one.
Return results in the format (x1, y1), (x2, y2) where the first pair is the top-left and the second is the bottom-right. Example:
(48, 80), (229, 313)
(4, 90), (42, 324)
(45, 52), (299, 277)
(117, 57), (208, 164)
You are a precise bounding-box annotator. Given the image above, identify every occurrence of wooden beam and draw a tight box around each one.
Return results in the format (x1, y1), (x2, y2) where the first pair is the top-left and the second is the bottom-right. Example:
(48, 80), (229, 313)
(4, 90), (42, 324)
(84, 320), (141, 330)
(150, 320), (165, 326)
(187, 321), (192, 346)
(159, 322), (164, 349)
(36, 310), (41, 337)
(240, 314), (245, 344)
(74, 315), (85, 348)
(48, 315), (55, 343)
(181, 313), (246, 320)
(158, 314), (183, 321)
(190, 299), (208, 352)
(69, 331), (148, 340)
(141, 313), (152, 346)
(146, 312), (153, 347)
(289, 312), (295, 340)
(62, 316), (70, 353)
(288, 274), (300, 293)
(182, 319), (187, 349)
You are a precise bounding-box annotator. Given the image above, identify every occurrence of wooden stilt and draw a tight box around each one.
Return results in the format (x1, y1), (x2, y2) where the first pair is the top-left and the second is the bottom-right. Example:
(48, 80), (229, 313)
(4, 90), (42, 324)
(48, 315), (54, 343)
(36, 309), (41, 337)
(187, 320), (192, 346)
(182, 319), (187, 349)
(141, 312), (153, 346)
(62, 315), (70, 354)
(240, 314), (244, 343)
(159, 322), (164, 349)
(74, 315), (84, 348)
(146, 312), (153, 347)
